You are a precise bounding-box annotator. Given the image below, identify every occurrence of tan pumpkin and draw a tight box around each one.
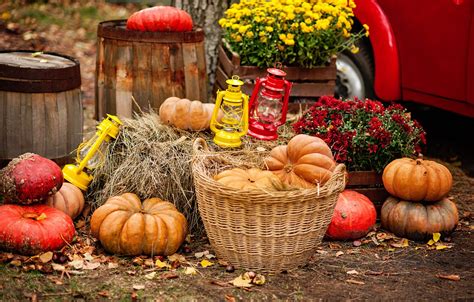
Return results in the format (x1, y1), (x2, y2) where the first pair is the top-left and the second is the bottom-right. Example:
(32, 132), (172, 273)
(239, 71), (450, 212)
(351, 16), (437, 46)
(90, 193), (187, 256)
(214, 167), (283, 191)
(381, 196), (458, 241)
(382, 157), (452, 202)
(159, 97), (222, 131)
(264, 134), (336, 188)
(46, 182), (85, 219)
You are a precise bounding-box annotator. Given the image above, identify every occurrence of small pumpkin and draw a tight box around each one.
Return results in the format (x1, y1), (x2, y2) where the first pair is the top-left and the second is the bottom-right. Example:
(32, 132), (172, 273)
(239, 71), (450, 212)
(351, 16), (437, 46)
(214, 167), (283, 191)
(90, 193), (187, 256)
(46, 183), (85, 220)
(264, 134), (336, 188)
(325, 190), (377, 240)
(126, 6), (193, 32)
(0, 153), (63, 204)
(382, 157), (453, 202)
(159, 97), (222, 131)
(381, 196), (458, 241)
(0, 204), (75, 255)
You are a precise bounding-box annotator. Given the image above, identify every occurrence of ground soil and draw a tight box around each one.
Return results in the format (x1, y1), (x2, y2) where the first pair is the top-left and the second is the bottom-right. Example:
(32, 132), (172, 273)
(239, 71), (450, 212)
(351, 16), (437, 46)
(0, 2), (473, 300)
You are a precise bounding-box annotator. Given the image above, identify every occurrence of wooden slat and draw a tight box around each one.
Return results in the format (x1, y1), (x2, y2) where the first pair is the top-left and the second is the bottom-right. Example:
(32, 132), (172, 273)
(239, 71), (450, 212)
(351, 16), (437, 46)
(170, 42), (184, 98)
(0, 92), (6, 158)
(152, 43), (171, 110)
(20, 93), (33, 154)
(214, 65), (229, 97)
(115, 41), (133, 118)
(132, 41), (152, 112)
(347, 171), (384, 186)
(71, 89), (84, 150)
(182, 42), (200, 101)
(44, 93), (60, 158)
(95, 36), (105, 119)
(56, 91), (68, 157)
(104, 40), (117, 116)
(32, 93), (46, 156)
(6, 92), (20, 158)
(217, 44), (234, 81)
(195, 41), (208, 102)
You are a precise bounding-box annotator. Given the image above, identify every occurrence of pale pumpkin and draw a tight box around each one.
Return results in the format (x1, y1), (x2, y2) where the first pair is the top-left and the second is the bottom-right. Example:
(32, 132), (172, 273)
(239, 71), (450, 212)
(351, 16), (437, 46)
(381, 196), (458, 241)
(264, 134), (336, 188)
(159, 97), (222, 131)
(214, 167), (283, 191)
(90, 193), (187, 256)
(46, 183), (85, 219)
(382, 157), (452, 202)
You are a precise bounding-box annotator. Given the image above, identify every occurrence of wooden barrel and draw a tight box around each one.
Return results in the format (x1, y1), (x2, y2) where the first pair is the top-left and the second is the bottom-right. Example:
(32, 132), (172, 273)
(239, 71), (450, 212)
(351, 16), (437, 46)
(0, 50), (83, 164)
(96, 20), (208, 119)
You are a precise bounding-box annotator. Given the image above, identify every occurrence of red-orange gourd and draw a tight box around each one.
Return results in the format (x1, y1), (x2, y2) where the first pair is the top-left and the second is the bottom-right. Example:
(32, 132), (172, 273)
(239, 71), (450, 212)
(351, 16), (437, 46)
(264, 134), (336, 188)
(90, 193), (187, 256)
(46, 183), (85, 220)
(126, 6), (193, 32)
(382, 157), (452, 202)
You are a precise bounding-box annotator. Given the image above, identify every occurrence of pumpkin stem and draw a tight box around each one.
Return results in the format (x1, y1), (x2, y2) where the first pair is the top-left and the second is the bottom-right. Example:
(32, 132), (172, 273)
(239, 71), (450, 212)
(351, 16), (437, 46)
(23, 213), (39, 220)
(283, 164), (293, 173)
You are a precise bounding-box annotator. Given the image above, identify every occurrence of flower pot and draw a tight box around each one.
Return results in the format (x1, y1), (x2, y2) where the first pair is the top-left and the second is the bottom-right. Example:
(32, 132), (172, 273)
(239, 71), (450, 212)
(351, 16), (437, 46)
(346, 171), (389, 214)
(214, 41), (336, 113)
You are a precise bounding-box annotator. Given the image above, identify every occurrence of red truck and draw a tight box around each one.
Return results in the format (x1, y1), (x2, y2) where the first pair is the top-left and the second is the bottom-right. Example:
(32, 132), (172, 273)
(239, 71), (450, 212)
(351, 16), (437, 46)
(336, 0), (474, 118)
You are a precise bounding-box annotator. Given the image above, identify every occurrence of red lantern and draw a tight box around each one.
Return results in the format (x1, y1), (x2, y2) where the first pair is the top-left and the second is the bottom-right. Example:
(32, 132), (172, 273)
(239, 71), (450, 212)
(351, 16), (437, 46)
(247, 65), (292, 140)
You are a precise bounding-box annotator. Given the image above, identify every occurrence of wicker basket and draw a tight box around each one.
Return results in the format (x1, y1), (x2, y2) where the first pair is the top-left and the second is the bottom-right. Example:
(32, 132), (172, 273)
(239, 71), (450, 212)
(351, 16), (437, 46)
(192, 138), (346, 272)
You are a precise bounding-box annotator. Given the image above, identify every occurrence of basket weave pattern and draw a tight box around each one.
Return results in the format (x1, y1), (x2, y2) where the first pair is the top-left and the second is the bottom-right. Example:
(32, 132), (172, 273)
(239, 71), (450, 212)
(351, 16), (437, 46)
(192, 138), (346, 272)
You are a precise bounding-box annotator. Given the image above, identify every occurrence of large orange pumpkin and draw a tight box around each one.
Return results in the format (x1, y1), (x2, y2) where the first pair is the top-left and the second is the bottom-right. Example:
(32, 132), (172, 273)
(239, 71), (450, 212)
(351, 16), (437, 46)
(381, 196), (458, 241)
(90, 193), (187, 256)
(159, 97), (222, 131)
(382, 157), (452, 202)
(214, 167), (283, 191)
(264, 134), (336, 188)
(46, 183), (85, 219)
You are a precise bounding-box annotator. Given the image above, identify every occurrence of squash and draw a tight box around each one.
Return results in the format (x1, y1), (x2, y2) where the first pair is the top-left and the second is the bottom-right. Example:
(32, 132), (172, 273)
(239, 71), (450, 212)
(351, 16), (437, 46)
(0, 153), (63, 204)
(325, 190), (377, 240)
(264, 134), (336, 188)
(214, 167), (283, 191)
(0, 204), (75, 255)
(381, 196), (458, 241)
(90, 193), (187, 256)
(382, 157), (452, 202)
(126, 6), (193, 32)
(159, 97), (222, 131)
(46, 183), (85, 220)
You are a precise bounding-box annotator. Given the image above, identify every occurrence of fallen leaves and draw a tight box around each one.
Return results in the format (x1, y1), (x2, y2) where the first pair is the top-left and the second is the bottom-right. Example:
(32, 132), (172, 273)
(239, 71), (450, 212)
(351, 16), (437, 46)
(345, 279), (365, 285)
(39, 252), (53, 263)
(200, 259), (214, 268)
(436, 274), (461, 281)
(230, 272), (266, 288)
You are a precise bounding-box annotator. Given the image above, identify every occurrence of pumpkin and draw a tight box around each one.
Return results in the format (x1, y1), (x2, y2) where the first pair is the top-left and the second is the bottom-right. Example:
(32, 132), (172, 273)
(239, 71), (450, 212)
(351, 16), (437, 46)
(382, 157), (453, 202)
(0, 153), (63, 204)
(0, 204), (75, 255)
(264, 134), (336, 188)
(214, 167), (283, 191)
(46, 183), (85, 220)
(381, 196), (458, 241)
(126, 6), (193, 32)
(325, 190), (377, 240)
(90, 193), (187, 256)
(159, 97), (223, 131)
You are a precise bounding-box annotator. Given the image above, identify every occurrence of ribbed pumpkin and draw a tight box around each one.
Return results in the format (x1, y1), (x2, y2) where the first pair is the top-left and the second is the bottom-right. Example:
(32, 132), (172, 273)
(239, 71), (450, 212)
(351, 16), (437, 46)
(159, 97), (222, 131)
(90, 193), (187, 256)
(214, 167), (283, 191)
(46, 183), (85, 220)
(381, 196), (458, 241)
(382, 157), (453, 202)
(264, 134), (336, 188)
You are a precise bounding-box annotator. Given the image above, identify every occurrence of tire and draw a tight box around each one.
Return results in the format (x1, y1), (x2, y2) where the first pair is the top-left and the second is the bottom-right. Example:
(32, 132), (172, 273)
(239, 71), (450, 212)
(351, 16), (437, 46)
(335, 41), (375, 100)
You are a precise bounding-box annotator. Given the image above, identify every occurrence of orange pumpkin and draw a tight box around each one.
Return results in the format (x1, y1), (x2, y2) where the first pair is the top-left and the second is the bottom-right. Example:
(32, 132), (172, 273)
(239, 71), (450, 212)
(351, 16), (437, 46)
(264, 134), (336, 188)
(90, 193), (187, 256)
(46, 182), (85, 219)
(159, 97), (222, 131)
(382, 157), (452, 202)
(214, 167), (283, 191)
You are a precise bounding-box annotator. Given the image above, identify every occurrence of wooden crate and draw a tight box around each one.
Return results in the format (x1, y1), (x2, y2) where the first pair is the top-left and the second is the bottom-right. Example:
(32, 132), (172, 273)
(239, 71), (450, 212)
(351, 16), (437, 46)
(96, 20), (208, 119)
(0, 50), (83, 164)
(346, 171), (389, 214)
(214, 42), (336, 112)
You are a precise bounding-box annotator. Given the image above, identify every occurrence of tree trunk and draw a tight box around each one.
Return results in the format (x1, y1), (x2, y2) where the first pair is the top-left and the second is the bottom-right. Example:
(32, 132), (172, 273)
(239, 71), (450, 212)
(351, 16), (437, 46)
(173, 0), (229, 99)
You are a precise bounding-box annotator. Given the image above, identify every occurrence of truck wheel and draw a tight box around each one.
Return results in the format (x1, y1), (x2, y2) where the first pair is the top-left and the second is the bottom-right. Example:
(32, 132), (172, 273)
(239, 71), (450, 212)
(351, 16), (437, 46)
(335, 41), (375, 100)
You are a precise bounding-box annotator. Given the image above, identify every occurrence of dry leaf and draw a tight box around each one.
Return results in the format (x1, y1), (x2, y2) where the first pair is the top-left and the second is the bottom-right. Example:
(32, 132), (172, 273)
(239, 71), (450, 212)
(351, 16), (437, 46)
(231, 275), (252, 288)
(98, 290), (109, 297)
(133, 284), (145, 290)
(329, 243), (342, 249)
(83, 262), (100, 270)
(184, 267), (198, 275)
(210, 280), (231, 287)
(427, 239), (435, 246)
(346, 270), (359, 275)
(225, 294), (236, 302)
(391, 239), (409, 248)
(436, 274), (460, 281)
(39, 252), (53, 263)
(83, 253), (94, 262)
(218, 259), (230, 266)
(205, 253), (216, 259)
(200, 259), (214, 268)
(144, 259), (154, 267)
(432, 232), (441, 243)
(144, 272), (156, 280)
(31, 51), (43, 57)
(52, 263), (65, 271)
(155, 259), (170, 269)
(10, 260), (22, 267)
(346, 279), (365, 285)
(335, 251), (344, 257)
(435, 244), (450, 250)
(108, 262), (119, 269)
(252, 274), (266, 285)
(194, 251), (209, 258)
(168, 254), (186, 263)
(69, 259), (84, 270)
(316, 250), (328, 255)
(161, 272), (179, 279)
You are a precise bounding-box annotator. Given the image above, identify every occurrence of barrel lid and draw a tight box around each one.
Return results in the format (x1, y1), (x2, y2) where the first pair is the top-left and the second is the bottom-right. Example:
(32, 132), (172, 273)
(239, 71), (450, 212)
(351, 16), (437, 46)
(0, 50), (81, 93)
(98, 20), (204, 43)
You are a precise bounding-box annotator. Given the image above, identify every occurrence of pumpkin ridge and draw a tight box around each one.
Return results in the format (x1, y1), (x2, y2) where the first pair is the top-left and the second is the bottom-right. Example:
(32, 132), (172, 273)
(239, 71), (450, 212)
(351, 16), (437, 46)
(153, 215), (169, 255)
(100, 211), (131, 254)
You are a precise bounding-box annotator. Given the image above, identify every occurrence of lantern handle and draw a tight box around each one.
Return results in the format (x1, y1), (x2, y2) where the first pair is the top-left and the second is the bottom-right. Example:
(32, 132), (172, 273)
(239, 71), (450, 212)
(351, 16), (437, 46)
(275, 62), (283, 69)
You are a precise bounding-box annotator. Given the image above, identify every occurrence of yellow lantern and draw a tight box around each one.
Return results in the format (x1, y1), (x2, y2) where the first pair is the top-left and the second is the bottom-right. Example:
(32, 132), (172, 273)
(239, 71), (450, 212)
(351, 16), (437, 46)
(62, 114), (122, 191)
(210, 76), (249, 148)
